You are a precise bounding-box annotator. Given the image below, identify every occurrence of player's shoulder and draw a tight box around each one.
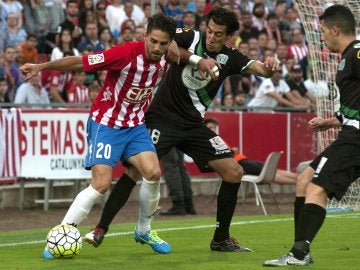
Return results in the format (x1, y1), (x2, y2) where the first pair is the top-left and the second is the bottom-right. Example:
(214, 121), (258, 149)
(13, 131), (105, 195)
(347, 40), (360, 58)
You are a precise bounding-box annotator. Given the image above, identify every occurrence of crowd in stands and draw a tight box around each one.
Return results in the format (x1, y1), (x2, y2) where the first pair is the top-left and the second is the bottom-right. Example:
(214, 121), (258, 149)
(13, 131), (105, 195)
(0, 0), (325, 111)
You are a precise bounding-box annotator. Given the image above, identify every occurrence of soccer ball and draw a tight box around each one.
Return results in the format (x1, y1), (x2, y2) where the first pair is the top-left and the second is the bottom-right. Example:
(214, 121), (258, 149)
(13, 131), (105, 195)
(46, 224), (82, 258)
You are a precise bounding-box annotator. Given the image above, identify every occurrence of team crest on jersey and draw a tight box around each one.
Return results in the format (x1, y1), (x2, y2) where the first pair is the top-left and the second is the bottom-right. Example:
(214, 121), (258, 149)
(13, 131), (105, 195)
(88, 53), (104, 65)
(338, 59), (345, 70)
(182, 64), (211, 90)
(216, 54), (228, 65)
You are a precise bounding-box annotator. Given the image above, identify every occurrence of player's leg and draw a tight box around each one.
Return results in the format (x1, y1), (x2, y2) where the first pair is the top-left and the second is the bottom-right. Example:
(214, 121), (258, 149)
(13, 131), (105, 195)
(208, 157), (252, 252)
(178, 125), (251, 252)
(273, 170), (298, 185)
(128, 150), (171, 254)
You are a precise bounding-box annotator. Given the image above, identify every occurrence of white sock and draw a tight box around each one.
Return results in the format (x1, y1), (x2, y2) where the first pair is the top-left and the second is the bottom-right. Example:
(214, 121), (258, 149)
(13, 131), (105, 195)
(61, 185), (103, 226)
(137, 178), (160, 234)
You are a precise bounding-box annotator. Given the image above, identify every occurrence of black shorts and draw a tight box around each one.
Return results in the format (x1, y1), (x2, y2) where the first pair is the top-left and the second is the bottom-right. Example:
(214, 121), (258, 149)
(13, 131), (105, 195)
(310, 139), (360, 200)
(239, 159), (264, 175)
(146, 118), (233, 173)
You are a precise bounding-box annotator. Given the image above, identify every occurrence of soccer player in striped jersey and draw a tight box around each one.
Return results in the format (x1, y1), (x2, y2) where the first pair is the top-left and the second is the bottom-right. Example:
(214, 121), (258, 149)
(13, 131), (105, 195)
(20, 13), (178, 257)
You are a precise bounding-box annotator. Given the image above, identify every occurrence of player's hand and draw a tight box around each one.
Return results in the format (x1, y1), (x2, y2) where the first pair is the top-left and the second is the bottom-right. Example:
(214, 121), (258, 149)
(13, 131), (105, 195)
(263, 57), (281, 71)
(308, 117), (328, 131)
(198, 58), (221, 80)
(20, 63), (40, 81)
(166, 40), (180, 64)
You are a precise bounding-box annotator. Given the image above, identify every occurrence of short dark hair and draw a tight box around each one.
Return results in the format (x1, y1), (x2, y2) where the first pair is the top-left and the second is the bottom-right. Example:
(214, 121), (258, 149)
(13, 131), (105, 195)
(147, 13), (176, 40)
(206, 7), (239, 35)
(204, 117), (219, 126)
(319, 4), (355, 36)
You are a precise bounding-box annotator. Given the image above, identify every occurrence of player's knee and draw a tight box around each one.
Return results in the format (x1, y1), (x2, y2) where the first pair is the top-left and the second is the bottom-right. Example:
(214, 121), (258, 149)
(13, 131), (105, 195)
(224, 165), (243, 183)
(143, 167), (162, 182)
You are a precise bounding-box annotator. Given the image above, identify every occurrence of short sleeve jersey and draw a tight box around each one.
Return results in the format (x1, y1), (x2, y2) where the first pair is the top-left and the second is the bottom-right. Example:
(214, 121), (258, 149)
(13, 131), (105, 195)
(83, 41), (170, 128)
(146, 29), (253, 125)
(335, 40), (360, 143)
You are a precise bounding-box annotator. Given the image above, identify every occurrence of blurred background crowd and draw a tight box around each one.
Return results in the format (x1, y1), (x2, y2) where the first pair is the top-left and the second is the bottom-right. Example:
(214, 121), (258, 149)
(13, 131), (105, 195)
(0, 0), (322, 112)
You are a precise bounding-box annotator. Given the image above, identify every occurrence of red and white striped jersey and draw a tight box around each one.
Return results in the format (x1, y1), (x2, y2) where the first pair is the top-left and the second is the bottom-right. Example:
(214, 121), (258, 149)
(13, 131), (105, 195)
(82, 41), (169, 128)
(67, 84), (89, 104)
(286, 43), (308, 63)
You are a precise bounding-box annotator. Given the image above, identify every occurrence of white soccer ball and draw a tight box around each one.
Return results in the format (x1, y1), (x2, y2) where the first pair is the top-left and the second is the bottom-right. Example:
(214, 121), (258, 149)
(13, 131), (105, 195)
(46, 224), (82, 258)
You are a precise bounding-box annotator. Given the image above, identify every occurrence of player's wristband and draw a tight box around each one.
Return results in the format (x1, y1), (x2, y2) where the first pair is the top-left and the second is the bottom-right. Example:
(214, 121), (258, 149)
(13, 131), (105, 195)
(189, 55), (202, 65)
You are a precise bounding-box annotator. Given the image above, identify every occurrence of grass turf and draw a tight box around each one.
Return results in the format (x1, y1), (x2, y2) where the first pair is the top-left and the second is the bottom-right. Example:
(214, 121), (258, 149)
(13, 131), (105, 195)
(0, 212), (359, 270)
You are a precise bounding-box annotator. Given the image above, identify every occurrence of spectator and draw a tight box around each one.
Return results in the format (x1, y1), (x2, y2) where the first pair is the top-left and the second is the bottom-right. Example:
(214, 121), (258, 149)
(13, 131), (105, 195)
(221, 92), (235, 111)
(275, 43), (288, 68)
(19, 33), (38, 65)
(182, 10), (195, 29)
(56, 0), (82, 47)
(46, 51), (74, 103)
(247, 68), (304, 110)
(0, 4), (9, 52)
(252, 2), (266, 32)
(257, 32), (268, 61)
(43, 0), (65, 54)
(77, 22), (101, 53)
(275, 0), (290, 43)
(13, 72), (49, 106)
(6, 12), (27, 47)
(95, 26), (114, 51)
(134, 25), (145, 41)
(234, 91), (248, 107)
(26, 0), (50, 54)
(304, 66), (329, 99)
(95, 1), (109, 31)
(0, 77), (11, 103)
(286, 27), (308, 74)
(117, 26), (134, 45)
(285, 63), (315, 111)
(105, 0), (123, 38)
(116, 0), (144, 38)
(264, 12), (282, 45)
(88, 82), (100, 104)
(194, 0), (206, 30)
(2, 0), (23, 28)
(51, 28), (80, 61)
(238, 10), (260, 44)
(67, 70), (89, 104)
(2, 46), (21, 101)
(164, 0), (184, 28)
(159, 147), (197, 216)
(78, 0), (95, 32)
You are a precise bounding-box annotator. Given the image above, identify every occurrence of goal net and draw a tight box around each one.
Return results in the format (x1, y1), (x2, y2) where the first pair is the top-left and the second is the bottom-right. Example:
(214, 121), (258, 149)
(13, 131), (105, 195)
(294, 0), (360, 211)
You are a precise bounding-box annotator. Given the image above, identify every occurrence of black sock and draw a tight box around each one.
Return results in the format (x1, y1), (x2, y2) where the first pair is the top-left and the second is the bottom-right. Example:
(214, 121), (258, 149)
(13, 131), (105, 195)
(291, 203), (326, 259)
(294, 197), (305, 233)
(98, 174), (136, 232)
(213, 181), (240, 242)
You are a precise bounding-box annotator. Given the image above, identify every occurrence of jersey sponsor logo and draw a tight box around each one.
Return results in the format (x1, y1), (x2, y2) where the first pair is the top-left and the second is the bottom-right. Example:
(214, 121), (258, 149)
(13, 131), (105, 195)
(100, 86), (112, 101)
(338, 59), (345, 70)
(216, 54), (229, 65)
(125, 86), (153, 103)
(88, 53), (104, 65)
(182, 64), (211, 90)
(176, 28), (183, 33)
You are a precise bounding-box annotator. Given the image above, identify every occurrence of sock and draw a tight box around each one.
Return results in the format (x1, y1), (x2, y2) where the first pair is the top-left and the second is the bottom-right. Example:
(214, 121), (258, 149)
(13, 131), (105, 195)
(137, 178), (160, 235)
(294, 197), (305, 232)
(61, 185), (104, 226)
(98, 174), (136, 232)
(213, 181), (240, 242)
(291, 203), (326, 259)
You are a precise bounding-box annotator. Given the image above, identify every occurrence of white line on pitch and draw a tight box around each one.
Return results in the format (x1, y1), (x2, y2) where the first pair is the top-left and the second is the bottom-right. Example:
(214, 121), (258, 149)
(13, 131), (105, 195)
(0, 213), (359, 248)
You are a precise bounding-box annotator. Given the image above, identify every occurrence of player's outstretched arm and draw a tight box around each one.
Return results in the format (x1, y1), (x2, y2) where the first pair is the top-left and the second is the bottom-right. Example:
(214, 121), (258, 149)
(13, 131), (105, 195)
(20, 56), (84, 80)
(245, 56), (281, 78)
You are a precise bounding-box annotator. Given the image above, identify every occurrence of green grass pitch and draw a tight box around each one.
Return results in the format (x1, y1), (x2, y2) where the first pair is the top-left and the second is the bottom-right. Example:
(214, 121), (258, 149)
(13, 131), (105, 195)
(1, 212), (359, 270)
